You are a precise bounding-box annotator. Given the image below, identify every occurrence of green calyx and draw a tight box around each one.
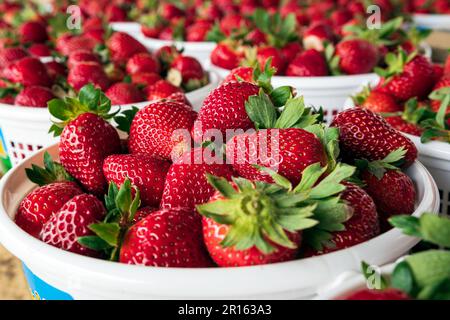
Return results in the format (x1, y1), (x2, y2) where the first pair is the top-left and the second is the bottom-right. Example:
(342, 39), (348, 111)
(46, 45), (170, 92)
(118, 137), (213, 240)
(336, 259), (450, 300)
(324, 43), (341, 76)
(304, 124), (340, 172)
(77, 179), (141, 261)
(48, 84), (118, 137)
(351, 85), (371, 106)
(251, 9), (298, 48)
(375, 48), (417, 83)
(197, 162), (356, 254)
(343, 17), (404, 46)
(355, 147), (406, 179)
(114, 106), (139, 134)
(206, 23), (226, 43)
(25, 151), (74, 186)
(420, 87), (450, 143)
(140, 12), (166, 29)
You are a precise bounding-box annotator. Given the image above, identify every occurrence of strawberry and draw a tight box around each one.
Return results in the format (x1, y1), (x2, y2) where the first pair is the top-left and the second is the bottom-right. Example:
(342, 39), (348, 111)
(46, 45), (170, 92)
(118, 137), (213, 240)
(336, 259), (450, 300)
(67, 61), (110, 91)
(155, 45), (181, 67)
(0, 47), (28, 68)
(105, 82), (145, 105)
(145, 79), (183, 101)
(304, 182), (379, 257)
(335, 39), (379, 75)
(119, 207), (213, 267)
(192, 81), (260, 143)
(430, 76), (450, 112)
(352, 87), (401, 113)
(186, 20), (212, 42)
(385, 116), (423, 136)
(222, 66), (254, 84)
(359, 149), (416, 231)
(219, 14), (248, 36)
(16, 182), (82, 238)
(126, 52), (160, 75)
(131, 72), (161, 87)
(67, 50), (100, 69)
(160, 147), (234, 210)
(105, 4), (127, 22)
(167, 56), (207, 91)
(18, 21), (48, 44)
(14, 86), (55, 108)
(40, 194), (106, 257)
(27, 43), (51, 57)
(281, 42), (302, 63)
(106, 32), (147, 65)
(49, 85), (122, 195)
(56, 35), (98, 56)
(286, 49), (328, 76)
(341, 288), (410, 300)
(128, 100), (197, 160)
(197, 164), (355, 267)
(245, 29), (267, 46)
(303, 22), (334, 51)
(140, 13), (166, 38)
(432, 63), (444, 84)
(4, 57), (52, 87)
(376, 51), (435, 101)
(256, 46), (286, 75)
(103, 154), (170, 207)
(331, 108), (418, 167)
(210, 43), (241, 70)
(160, 3), (184, 20)
(45, 61), (66, 81)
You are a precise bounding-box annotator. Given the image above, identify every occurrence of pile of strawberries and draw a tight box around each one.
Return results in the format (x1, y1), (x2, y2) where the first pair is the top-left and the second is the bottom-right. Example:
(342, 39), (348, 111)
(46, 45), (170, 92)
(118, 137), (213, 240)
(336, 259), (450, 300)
(403, 0), (450, 14)
(352, 51), (450, 143)
(14, 61), (419, 267)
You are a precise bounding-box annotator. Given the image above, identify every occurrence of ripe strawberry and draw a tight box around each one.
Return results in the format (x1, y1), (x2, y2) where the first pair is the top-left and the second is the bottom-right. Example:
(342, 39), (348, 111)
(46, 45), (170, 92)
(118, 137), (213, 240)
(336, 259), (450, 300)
(49, 85), (122, 195)
(14, 86), (55, 108)
(220, 14), (248, 36)
(67, 50), (100, 69)
(385, 116), (423, 136)
(105, 83), (145, 105)
(186, 20), (212, 42)
(131, 72), (161, 87)
(145, 79), (183, 101)
(128, 100), (197, 160)
(105, 4), (127, 22)
(353, 88), (401, 113)
(119, 208), (213, 267)
(106, 32), (147, 65)
(432, 63), (444, 84)
(281, 42), (303, 63)
(103, 154), (170, 207)
(140, 13), (166, 38)
(430, 76), (450, 112)
(304, 182), (379, 257)
(245, 29), (267, 46)
(227, 128), (327, 185)
(341, 288), (410, 300)
(256, 46), (286, 75)
(222, 66), (254, 84)
(45, 61), (66, 81)
(167, 56), (207, 91)
(0, 47), (28, 68)
(126, 52), (160, 75)
(4, 57), (51, 87)
(210, 43), (241, 70)
(155, 45), (181, 67)
(335, 39), (379, 75)
(40, 194), (106, 257)
(56, 34), (98, 56)
(331, 108), (417, 167)
(160, 148), (234, 210)
(303, 22), (334, 51)
(160, 3), (184, 20)
(193, 81), (260, 143)
(15, 182), (83, 238)
(286, 49), (328, 76)
(67, 61), (110, 91)
(18, 21), (48, 44)
(376, 52), (435, 101)
(27, 43), (51, 57)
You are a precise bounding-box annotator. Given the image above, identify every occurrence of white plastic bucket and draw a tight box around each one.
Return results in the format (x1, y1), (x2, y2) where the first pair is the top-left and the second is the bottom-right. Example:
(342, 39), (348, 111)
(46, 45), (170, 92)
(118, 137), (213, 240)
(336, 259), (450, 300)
(0, 70), (220, 166)
(210, 64), (379, 124)
(0, 144), (439, 299)
(413, 14), (450, 31)
(343, 98), (450, 216)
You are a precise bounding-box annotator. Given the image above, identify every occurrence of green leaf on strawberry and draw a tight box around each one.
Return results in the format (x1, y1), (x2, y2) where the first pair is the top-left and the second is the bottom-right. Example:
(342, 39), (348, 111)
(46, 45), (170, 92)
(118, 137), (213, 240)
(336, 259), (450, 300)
(355, 147), (406, 179)
(114, 106), (140, 134)
(25, 151), (74, 186)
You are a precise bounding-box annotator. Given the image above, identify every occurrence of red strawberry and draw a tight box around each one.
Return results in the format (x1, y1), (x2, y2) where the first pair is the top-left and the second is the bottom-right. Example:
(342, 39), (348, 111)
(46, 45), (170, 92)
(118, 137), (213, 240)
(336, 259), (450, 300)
(193, 81), (260, 143)
(281, 42), (303, 63)
(210, 43), (242, 70)
(432, 63), (444, 84)
(4, 57), (51, 87)
(167, 56), (207, 91)
(103, 154), (170, 207)
(126, 52), (160, 75)
(141, 13), (166, 38)
(256, 46), (286, 75)
(145, 79), (183, 101)
(245, 29), (267, 46)
(430, 76), (450, 112)
(303, 22), (334, 51)
(119, 208), (213, 267)
(304, 182), (379, 256)
(160, 3), (184, 20)
(0, 47), (28, 68)
(227, 128), (327, 185)
(128, 100), (197, 160)
(335, 39), (379, 75)
(160, 148), (234, 210)
(67, 61), (110, 91)
(15, 182), (83, 238)
(341, 288), (410, 300)
(27, 43), (51, 57)
(377, 52), (435, 101)
(385, 116), (423, 136)
(286, 49), (329, 76)
(45, 61), (67, 81)
(155, 45), (181, 66)
(331, 108), (417, 167)
(105, 4), (127, 22)
(222, 66), (254, 84)
(14, 86), (55, 108)
(40, 194), (106, 257)
(18, 21), (48, 44)
(186, 20), (212, 42)
(353, 88), (401, 113)
(131, 72), (161, 87)
(106, 32), (147, 65)
(105, 83), (145, 105)
(67, 50), (100, 69)
(56, 35), (98, 56)
(220, 14), (248, 36)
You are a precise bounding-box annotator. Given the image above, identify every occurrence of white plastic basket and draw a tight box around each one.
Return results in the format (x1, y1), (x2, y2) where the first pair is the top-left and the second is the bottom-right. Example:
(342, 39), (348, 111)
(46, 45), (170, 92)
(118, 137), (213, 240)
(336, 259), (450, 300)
(343, 99), (450, 216)
(210, 64), (379, 124)
(110, 22), (141, 36)
(0, 71), (220, 166)
(0, 145), (439, 299)
(413, 14), (450, 31)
